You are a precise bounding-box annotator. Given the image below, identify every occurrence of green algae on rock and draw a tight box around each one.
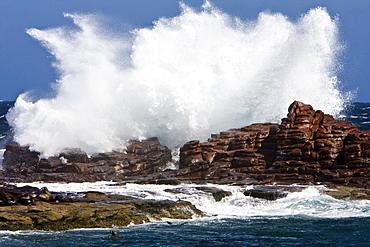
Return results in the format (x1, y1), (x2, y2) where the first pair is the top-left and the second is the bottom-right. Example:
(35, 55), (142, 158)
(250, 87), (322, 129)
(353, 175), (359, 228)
(0, 199), (204, 231)
(323, 186), (370, 200)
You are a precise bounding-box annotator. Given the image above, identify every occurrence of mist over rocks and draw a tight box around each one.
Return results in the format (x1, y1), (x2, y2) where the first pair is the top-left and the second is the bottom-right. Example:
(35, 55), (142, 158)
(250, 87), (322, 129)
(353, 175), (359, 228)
(178, 101), (370, 187)
(2, 101), (370, 188)
(1, 137), (172, 182)
(7, 4), (346, 157)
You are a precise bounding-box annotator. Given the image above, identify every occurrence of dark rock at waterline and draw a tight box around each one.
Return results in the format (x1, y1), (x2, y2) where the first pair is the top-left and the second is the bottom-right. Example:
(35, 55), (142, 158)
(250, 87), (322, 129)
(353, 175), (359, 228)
(2, 101), (370, 188)
(195, 187), (232, 201)
(0, 185), (204, 231)
(0, 185), (53, 205)
(244, 186), (304, 200)
(164, 186), (232, 202)
(324, 185), (370, 200)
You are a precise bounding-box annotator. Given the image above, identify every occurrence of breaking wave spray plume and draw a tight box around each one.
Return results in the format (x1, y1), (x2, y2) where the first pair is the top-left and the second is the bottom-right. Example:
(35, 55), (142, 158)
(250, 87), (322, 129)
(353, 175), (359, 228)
(8, 2), (347, 157)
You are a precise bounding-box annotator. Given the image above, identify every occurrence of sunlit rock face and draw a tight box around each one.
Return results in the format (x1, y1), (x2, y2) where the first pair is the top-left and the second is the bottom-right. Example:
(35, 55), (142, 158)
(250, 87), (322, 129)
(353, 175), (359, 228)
(179, 101), (370, 187)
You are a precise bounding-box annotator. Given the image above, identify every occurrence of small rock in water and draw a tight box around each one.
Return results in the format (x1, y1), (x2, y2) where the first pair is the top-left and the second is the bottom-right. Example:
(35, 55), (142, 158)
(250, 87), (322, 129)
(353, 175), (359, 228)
(110, 230), (119, 239)
(244, 186), (304, 200)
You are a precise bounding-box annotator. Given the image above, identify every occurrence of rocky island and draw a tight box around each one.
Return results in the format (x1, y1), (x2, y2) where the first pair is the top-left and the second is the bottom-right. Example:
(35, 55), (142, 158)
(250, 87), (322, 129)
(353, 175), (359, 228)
(1, 101), (370, 230)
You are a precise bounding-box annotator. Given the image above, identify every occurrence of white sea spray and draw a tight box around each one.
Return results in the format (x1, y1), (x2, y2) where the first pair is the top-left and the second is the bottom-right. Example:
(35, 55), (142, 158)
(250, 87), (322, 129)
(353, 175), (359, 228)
(16, 182), (370, 219)
(8, 2), (346, 156)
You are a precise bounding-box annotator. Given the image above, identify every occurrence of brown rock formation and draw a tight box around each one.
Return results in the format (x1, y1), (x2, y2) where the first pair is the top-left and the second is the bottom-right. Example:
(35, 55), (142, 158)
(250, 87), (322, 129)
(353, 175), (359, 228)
(177, 123), (278, 183)
(0, 185), (204, 231)
(0, 185), (53, 206)
(2, 142), (40, 176)
(178, 101), (370, 187)
(2, 137), (172, 182)
(2, 101), (370, 187)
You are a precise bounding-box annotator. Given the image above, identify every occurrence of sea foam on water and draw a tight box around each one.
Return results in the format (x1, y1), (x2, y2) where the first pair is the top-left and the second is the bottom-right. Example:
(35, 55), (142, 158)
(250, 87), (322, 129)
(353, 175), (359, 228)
(15, 182), (370, 218)
(8, 2), (346, 156)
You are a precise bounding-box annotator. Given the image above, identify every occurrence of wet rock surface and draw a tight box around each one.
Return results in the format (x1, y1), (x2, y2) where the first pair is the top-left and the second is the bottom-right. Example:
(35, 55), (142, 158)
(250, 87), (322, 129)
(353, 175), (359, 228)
(3, 101), (370, 231)
(194, 187), (232, 202)
(1, 183), (370, 231)
(324, 185), (370, 200)
(0, 185), (204, 231)
(244, 186), (304, 200)
(0, 185), (52, 206)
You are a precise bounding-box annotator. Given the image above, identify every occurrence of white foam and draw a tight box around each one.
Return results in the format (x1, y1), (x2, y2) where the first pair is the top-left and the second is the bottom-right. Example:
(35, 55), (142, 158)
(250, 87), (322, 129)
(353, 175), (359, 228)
(15, 182), (370, 219)
(8, 3), (348, 157)
(0, 148), (5, 169)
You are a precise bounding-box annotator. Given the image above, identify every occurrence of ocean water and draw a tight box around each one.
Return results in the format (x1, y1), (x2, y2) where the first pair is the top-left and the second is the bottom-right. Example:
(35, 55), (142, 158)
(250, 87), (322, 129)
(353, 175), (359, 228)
(1, 105), (370, 245)
(1, 183), (370, 246)
(2, 103), (370, 245)
(345, 102), (370, 131)
(1, 217), (370, 246)
(0, 101), (13, 147)
(1, 2), (369, 246)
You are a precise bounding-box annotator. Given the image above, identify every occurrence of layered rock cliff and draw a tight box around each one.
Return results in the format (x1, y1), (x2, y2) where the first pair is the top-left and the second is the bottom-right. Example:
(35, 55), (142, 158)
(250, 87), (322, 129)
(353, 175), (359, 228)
(2, 137), (172, 182)
(178, 101), (370, 186)
(2, 101), (370, 187)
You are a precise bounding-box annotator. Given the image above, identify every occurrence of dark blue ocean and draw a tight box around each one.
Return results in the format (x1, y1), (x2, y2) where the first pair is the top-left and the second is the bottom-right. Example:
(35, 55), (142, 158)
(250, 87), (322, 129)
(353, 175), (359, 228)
(0, 101), (13, 148)
(1, 102), (370, 246)
(1, 217), (370, 247)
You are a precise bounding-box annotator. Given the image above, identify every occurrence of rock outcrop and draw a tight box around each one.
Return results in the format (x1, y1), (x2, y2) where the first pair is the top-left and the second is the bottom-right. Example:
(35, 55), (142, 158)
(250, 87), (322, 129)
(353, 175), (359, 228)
(2, 101), (370, 187)
(177, 123), (278, 183)
(0, 185), (53, 206)
(0, 185), (204, 231)
(2, 137), (172, 182)
(178, 101), (370, 187)
(244, 186), (304, 200)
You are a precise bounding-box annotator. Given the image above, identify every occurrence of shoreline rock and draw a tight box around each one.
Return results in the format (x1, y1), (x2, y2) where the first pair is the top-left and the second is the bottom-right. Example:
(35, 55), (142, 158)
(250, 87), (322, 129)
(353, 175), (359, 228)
(0, 184), (204, 231)
(177, 101), (370, 187)
(2, 101), (370, 188)
(3, 101), (370, 231)
(1, 182), (370, 231)
(324, 185), (370, 200)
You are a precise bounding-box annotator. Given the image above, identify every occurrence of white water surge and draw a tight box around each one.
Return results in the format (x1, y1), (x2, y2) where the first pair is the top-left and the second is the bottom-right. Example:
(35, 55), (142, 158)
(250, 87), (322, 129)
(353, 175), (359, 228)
(8, 2), (347, 156)
(0, 149), (4, 169)
(16, 182), (370, 219)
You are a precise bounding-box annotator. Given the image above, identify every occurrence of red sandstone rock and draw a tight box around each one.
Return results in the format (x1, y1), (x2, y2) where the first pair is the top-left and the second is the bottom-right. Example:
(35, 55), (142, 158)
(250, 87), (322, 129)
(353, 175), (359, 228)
(178, 101), (370, 187)
(3, 101), (370, 187)
(2, 138), (172, 182)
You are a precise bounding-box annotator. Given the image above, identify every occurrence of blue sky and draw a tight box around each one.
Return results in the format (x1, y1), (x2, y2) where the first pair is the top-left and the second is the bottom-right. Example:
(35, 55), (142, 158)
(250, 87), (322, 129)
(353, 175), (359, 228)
(0, 0), (369, 102)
